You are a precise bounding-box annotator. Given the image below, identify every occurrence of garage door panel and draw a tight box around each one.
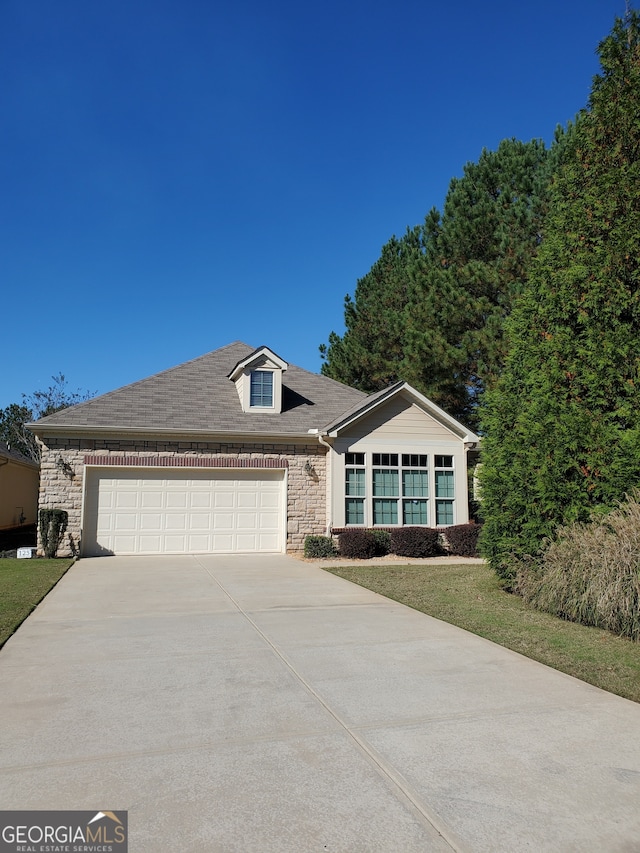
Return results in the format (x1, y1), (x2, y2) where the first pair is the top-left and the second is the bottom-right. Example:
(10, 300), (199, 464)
(188, 534), (209, 550)
(190, 492), (212, 509)
(237, 493), (258, 509)
(166, 493), (188, 508)
(214, 492), (234, 508)
(211, 534), (234, 550)
(189, 513), (210, 530)
(83, 468), (285, 556)
(212, 512), (234, 530)
(114, 514), (137, 530)
(115, 492), (138, 509)
(141, 492), (163, 508)
(113, 535), (137, 552)
(166, 513), (187, 530)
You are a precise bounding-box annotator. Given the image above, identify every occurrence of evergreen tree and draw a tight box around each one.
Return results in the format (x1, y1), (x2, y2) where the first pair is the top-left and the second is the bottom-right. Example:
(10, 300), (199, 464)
(320, 227), (424, 391)
(320, 137), (557, 424)
(402, 137), (556, 424)
(479, 12), (640, 581)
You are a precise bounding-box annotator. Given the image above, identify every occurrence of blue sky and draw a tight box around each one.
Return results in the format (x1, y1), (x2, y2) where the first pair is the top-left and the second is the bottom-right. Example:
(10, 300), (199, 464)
(1, 0), (625, 409)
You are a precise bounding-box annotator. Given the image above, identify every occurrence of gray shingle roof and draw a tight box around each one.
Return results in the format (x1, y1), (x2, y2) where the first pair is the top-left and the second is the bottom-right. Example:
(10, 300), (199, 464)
(30, 342), (367, 437)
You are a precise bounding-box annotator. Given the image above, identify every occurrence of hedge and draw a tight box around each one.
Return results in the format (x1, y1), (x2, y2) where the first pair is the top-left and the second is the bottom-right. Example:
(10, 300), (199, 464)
(442, 523), (482, 557)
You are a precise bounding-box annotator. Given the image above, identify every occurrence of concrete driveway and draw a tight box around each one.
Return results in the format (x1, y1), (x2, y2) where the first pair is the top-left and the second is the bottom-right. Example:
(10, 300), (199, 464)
(1, 555), (640, 852)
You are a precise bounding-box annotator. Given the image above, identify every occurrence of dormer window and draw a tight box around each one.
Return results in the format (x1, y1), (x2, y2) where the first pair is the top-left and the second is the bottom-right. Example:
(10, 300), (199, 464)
(228, 346), (288, 414)
(250, 370), (274, 408)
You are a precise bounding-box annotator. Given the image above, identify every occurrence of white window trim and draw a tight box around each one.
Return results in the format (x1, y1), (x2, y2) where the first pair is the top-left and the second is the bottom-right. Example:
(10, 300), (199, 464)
(342, 451), (457, 528)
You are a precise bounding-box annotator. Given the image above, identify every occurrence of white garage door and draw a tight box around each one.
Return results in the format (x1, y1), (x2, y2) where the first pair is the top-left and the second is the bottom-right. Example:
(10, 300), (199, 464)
(83, 468), (285, 556)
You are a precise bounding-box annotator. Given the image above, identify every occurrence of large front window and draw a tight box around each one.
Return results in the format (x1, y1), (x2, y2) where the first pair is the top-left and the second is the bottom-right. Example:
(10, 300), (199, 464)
(250, 370), (273, 407)
(344, 452), (454, 527)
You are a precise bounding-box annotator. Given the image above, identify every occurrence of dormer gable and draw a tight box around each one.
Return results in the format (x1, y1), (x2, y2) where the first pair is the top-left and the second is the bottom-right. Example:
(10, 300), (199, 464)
(228, 346), (288, 414)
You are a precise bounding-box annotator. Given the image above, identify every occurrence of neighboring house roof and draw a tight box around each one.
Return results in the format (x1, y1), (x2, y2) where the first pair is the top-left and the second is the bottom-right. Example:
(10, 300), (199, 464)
(28, 342), (367, 438)
(0, 442), (39, 469)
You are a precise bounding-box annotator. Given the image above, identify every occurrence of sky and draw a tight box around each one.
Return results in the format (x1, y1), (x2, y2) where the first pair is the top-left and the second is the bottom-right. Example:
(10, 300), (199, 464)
(0, 0), (626, 409)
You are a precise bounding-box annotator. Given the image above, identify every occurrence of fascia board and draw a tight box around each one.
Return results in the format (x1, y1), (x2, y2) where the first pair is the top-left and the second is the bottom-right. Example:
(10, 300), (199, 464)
(26, 423), (317, 444)
(323, 383), (403, 436)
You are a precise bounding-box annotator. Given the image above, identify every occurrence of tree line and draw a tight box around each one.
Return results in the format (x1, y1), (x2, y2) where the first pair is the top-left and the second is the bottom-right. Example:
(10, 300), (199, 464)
(321, 12), (640, 591)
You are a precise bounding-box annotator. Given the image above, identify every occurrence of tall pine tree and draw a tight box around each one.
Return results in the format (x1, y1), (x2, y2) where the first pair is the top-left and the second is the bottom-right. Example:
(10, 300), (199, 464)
(402, 137), (557, 425)
(320, 227), (424, 391)
(320, 137), (557, 425)
(479, 12), (640, 580)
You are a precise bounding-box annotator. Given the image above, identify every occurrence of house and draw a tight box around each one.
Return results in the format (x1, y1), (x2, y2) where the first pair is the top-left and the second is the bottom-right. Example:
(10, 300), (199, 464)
(28, 342), (480, 557)
(0, 442), (39, 532)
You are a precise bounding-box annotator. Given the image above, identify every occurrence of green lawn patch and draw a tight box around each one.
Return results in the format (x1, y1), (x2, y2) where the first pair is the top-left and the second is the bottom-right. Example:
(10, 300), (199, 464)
(0, 558), (74, 648)
(325, 561), (640, 703)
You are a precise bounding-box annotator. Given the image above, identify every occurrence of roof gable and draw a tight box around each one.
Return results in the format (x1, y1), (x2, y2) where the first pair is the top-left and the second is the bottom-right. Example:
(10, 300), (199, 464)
(228, 346), (288, 381)
(322, 382), (480, 444)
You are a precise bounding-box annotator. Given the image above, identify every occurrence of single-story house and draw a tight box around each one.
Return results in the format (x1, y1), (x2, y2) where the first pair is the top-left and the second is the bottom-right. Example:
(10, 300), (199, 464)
(28, 342), (480, 557)
(0, 442), (39, 531)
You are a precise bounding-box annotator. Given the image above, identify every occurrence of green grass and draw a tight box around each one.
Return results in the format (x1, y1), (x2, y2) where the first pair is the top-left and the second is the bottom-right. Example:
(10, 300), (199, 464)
(0, 558), (74, 648)
(325, 561), (640, 703)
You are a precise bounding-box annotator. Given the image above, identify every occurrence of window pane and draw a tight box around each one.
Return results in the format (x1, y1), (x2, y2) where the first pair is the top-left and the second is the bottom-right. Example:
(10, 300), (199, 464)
(402, 470), (428, 497)
(435, 471), (454, 498)
(436, 500), (454, 525)
(403, 500), (428, 525)
(435, 455), (453, 468)
(345, 452), (364, 465)
(373, 469), (399, 496)
(250, 371), (273, 407)
(372, 453), (398, 467)
(402, 454), (428, 467)
(345, 498), (365, 525)
(373, 499), (398, 525)
(345, 469), (365, 496)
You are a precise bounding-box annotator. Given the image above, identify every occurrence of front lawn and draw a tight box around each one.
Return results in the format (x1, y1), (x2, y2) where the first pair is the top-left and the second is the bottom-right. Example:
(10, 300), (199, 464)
(0, 558), (74, 648)
(325, 561), (640, 703)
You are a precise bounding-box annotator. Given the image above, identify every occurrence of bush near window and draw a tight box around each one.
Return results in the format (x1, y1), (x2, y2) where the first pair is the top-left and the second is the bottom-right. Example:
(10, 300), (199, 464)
(338, 529), (378, 559)
(303, 535), (338, 558)
(371, 529), (391, 556)
(442, 523), (482, 557)
(391, 527), (442, 558)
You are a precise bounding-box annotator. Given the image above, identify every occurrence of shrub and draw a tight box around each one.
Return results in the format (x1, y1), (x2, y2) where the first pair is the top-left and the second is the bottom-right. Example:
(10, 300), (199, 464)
(390, 527), (441, 558)
(39, 508), (68, 559)
(371, 529), (391, 557)
(517, 492), (640, 640)
(338, 529), (377, 559)
(303, 535), (338, 558)
(443, 523), (482, 557)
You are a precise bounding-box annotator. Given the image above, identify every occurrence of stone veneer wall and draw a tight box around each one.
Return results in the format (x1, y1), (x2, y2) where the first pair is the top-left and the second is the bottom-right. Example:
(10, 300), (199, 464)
(38, 437), (327, 557)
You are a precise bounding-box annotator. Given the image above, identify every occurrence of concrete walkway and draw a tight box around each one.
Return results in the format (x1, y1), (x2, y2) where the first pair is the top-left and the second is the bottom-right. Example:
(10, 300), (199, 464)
(1, 555), (639, 852)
